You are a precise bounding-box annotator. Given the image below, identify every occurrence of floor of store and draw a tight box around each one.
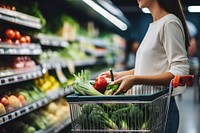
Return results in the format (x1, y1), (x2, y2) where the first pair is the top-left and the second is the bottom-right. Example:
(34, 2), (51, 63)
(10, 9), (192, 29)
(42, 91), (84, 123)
(176, 85), (200, 133)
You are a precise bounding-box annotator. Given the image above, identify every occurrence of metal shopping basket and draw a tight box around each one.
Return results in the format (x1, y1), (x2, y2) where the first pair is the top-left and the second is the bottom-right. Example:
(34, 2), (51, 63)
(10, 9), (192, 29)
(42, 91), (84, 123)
(66, 75), (194, 133)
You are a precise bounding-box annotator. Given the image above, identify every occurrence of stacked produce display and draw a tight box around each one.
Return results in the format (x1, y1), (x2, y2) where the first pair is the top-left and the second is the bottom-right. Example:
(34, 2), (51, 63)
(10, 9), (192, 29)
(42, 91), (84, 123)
(0, 98), (70, 133)
(0, 0), (125, 132)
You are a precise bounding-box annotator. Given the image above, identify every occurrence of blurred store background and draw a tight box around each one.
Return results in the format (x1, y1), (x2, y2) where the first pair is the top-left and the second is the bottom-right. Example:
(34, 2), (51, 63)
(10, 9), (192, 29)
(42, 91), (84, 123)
(0, 0), (199, 133)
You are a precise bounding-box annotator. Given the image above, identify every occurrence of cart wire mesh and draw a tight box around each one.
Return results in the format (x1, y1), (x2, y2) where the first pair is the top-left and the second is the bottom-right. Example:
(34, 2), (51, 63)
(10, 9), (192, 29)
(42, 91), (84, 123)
(67, 85), (171, 133)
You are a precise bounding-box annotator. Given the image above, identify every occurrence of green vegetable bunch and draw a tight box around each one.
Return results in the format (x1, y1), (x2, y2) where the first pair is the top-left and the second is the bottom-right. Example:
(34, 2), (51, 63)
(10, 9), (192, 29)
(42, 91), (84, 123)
(79, 104), (118, 130)
(111, 104), (143, 130)
(73, 70), (103, 96)
(78, 103), (148, 131)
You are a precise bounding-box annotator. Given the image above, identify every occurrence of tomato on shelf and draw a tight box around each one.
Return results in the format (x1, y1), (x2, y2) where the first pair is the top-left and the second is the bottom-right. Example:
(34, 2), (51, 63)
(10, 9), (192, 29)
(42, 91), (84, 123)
(24, 35), (31, 43)
(2, 28), (32, 45)
(13, 30), (21, 40)
(19, 36), (27, 43)
(5, 29), (15, 39)
(0, 4), (16, 11)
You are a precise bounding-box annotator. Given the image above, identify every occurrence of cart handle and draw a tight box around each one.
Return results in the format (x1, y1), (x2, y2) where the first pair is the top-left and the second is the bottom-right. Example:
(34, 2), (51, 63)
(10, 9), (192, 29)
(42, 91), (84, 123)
(172, 75), (194, 88)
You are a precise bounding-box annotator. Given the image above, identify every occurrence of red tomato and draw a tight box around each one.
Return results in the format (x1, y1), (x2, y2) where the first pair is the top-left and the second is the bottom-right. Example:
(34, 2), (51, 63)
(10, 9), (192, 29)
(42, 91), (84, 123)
(24, 35), (31, 43)
(94, 76), (108, 93)
(20, 36), (26, 43)
(5, 29), (15, 39)
(14, 30), (21, 40)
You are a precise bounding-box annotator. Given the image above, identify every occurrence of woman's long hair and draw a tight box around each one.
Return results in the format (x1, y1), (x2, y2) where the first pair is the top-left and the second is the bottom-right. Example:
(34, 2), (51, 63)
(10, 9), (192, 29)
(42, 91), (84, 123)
(158, 0), (190, 51)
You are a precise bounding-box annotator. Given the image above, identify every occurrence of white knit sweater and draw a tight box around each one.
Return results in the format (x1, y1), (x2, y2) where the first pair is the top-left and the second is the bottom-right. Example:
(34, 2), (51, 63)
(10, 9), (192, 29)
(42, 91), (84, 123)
(135, 14), (189, 76)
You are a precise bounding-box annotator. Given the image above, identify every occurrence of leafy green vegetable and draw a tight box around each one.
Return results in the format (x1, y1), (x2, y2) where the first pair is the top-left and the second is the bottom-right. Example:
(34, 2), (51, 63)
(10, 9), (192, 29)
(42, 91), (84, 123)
(73, 70), (103, 96)
(89, 108), (118, 130)
(110, 103), (143, 130)
(78, 102), (157, 131)
(104, 83), (120, 95)
(79, 104), (108, 129)
(111, 107), (129, 129)
(128, 104), (144, 129)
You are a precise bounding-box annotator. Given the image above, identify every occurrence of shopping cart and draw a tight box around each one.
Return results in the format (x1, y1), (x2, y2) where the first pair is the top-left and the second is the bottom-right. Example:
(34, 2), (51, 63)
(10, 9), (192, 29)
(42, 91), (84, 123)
(67, 75), (194, 133)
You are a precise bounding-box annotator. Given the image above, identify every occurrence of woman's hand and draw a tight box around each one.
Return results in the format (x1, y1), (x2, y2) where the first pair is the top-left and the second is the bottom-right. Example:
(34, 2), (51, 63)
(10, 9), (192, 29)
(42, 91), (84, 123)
(99, 71), (124, 80)
(112, 75), (135, 95)
(99, 69), (135, 80)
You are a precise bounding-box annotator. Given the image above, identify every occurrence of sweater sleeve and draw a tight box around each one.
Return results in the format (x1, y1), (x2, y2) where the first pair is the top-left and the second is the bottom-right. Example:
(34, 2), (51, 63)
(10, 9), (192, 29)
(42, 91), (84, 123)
(163, 21), (189, 76)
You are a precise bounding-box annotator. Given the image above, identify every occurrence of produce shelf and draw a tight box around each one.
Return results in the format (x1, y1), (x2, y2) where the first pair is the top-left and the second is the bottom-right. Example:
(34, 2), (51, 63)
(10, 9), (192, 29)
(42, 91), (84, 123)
(46, 87), (74, 101)
(41, 58), (97, 70)
(72, 58), (97, 67)
(36, 117), (71, 133)
(0, 97), (49, 125)
(0, 43), (42, 55)
(0, 87), (73, 125)
(36, 34), (69, 48)
(0, 8), (42, 29)
(0, 66), (44, 86)
(77, 36), (109, 48)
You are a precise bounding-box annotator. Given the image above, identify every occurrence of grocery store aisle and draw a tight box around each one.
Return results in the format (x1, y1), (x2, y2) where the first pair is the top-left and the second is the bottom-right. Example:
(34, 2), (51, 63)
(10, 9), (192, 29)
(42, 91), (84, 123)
(176, 86), (200, 133)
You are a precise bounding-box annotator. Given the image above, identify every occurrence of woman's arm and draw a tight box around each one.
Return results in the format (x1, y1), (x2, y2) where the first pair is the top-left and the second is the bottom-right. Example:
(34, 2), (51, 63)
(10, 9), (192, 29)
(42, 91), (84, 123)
(133, 72), (174, 86)
(113, 72), (174, 95)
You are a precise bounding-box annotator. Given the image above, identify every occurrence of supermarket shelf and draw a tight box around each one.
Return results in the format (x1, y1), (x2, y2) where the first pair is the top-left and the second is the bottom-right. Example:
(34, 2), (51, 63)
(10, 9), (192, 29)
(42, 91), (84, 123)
(0, 66), (44, 86)
(0, 87), (73, 125)
(76, 36), (109, 48)
(36, 117), (71, 133)
(41, 58), (97, 70)
(86, 49), (107, 57)
(0, 43), (42, 55)
(73, 58), (97, 67)
(36, 34), (69, 48)
(0, 97), (49, 125)
(46, 87), (74, 101)
(0, 8), (42, 29)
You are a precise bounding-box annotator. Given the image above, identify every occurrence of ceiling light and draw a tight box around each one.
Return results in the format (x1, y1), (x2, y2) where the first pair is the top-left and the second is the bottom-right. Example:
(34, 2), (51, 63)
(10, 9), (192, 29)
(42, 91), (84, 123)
(188, 6), (200, 13)
(142, 8), (150, 14)
(82, 0), (128, 31)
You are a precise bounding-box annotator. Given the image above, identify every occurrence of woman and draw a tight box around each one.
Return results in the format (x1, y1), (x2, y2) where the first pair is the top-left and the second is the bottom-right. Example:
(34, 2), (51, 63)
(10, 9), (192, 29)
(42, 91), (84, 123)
(100, 0), (190, 132)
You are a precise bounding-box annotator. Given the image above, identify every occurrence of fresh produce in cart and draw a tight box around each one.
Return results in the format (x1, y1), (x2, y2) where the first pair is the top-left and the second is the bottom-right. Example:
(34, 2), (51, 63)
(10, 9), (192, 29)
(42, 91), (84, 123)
(77, 102), (152, 131)
(73, 70), (104, 96)
(73, 70), (120, 96)
(93, 76), (108, 93)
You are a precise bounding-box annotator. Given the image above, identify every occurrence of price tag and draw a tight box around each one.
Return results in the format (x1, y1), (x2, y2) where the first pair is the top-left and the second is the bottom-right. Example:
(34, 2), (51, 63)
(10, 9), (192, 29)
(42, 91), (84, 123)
(55, 64), (67, 83)
(3, 115), (9, 123)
